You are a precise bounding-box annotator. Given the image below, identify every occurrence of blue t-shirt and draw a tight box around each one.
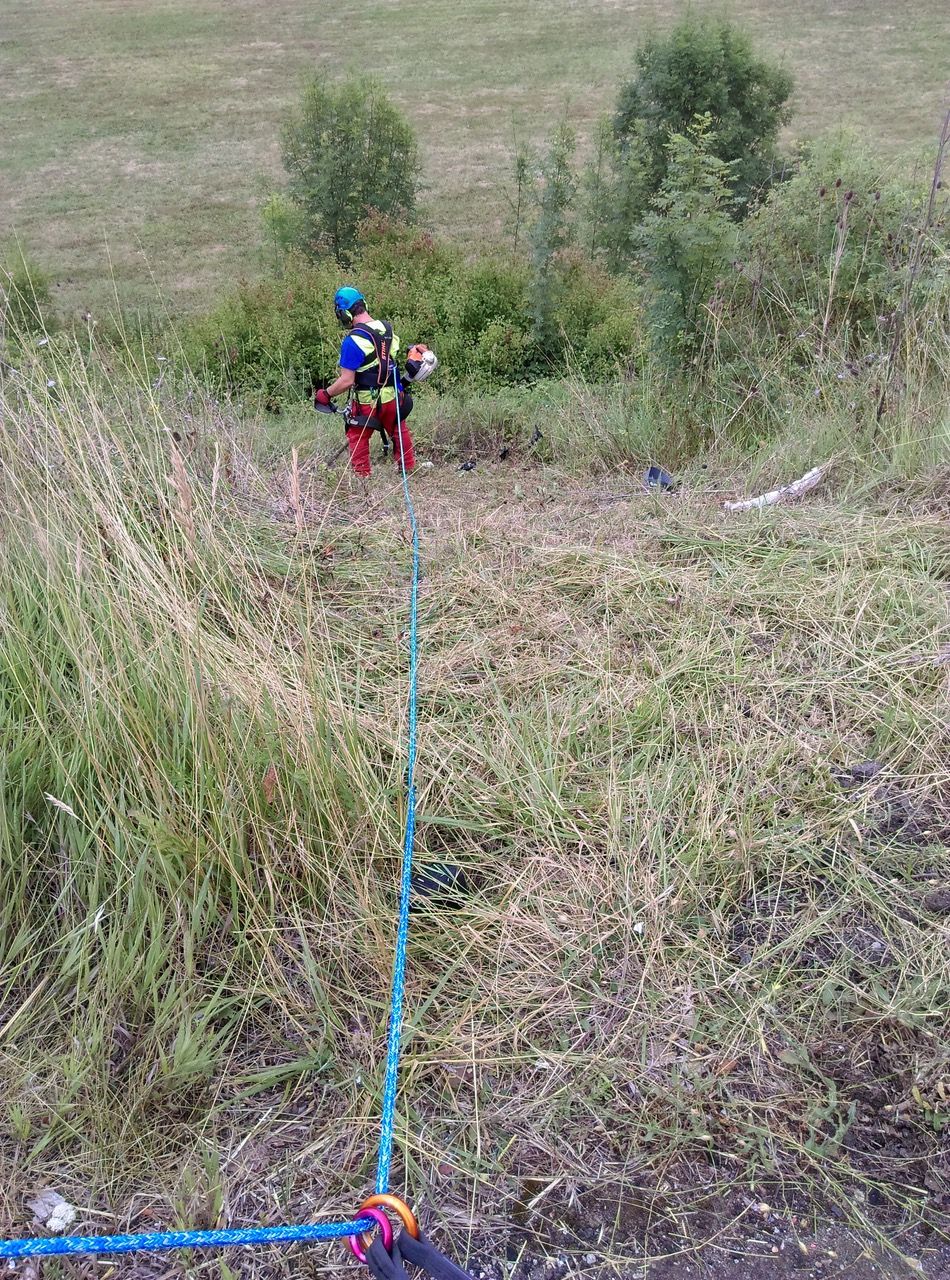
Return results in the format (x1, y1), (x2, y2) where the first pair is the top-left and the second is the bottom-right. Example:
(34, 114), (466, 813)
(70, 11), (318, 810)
(339, 334), (369, 371)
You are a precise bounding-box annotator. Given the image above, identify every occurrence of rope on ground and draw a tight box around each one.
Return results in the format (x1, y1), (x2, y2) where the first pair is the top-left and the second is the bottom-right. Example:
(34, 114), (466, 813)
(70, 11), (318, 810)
(0, 1220), (376, 1261)
(375, 374), (419, 1195)
(0, 371), (422, 1262)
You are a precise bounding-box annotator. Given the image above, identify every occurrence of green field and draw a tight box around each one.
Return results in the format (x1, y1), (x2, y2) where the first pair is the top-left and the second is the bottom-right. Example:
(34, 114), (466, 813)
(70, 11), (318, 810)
(2, 0), (949, 314)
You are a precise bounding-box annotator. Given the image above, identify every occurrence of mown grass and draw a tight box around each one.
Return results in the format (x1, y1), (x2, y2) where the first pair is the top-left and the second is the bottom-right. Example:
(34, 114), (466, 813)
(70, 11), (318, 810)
(2, 0), (949, 314)
(1, 337), (948, 1272)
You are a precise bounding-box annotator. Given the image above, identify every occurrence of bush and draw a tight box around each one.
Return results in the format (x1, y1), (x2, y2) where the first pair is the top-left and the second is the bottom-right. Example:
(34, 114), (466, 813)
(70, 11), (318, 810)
(613, 16), (792, 222)
(638, 115), (737, 363)
(179, 221), (643, 402)
(727, 135), (940, 361)
(177, 252), (343, 407)
(279, 78), (420, 261)
(1, 250), (54, 342)
(261, 192), (306, 269)
(527, 123), (578, 346)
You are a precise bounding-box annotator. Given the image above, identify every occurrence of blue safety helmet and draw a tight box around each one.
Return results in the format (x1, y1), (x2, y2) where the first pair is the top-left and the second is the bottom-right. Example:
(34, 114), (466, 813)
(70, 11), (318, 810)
(333, 286), (365, 325)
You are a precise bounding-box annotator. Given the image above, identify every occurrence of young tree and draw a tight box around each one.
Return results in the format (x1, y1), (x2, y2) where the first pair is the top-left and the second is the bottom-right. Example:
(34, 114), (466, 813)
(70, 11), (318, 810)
(528, 123), (577, 348)
(506, 142), (532, 253)
(638, 114), (737, 362)
(613, 17), (792, 220)
(280, 78), (421, 261)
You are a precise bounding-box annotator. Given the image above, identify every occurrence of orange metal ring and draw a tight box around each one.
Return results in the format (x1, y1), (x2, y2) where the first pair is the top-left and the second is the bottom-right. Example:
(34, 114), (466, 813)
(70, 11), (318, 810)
(358, 1193), (420, 1240)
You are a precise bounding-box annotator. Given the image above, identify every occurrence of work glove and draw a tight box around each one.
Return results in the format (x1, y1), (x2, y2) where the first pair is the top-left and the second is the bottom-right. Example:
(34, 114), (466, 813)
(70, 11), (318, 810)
(314, 387), (332, 408)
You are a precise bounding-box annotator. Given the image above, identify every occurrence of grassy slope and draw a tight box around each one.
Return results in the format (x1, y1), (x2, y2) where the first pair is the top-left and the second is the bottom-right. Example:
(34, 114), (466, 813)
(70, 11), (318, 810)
(2, 0), (949, 314)
(1, 352), (948, 1268)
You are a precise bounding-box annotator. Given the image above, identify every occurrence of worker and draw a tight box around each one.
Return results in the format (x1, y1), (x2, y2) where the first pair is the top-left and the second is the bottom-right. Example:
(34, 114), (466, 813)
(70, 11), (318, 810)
(315, 286), (415, 478)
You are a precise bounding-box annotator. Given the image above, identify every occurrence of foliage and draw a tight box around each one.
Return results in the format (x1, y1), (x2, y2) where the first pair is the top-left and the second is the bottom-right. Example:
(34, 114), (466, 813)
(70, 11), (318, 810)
(279, 78), (421, 261)
(613, 16), (793, 221)
(527, 123), (578, 348)
(638, 115), (737, 363)
(0, 250), (54, 341)
(178, 252), (342, 407)
(590, 120), (655, 272)
(180, 219), (643, 401)
(506, 142), (533, 253)
(260, 192), (306, 270)
(725, 134), (947, 362)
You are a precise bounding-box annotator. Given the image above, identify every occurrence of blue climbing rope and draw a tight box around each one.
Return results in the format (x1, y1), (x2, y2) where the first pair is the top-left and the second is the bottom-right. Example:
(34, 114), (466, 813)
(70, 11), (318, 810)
(0, 370), (422, 1261)
(0, 1219), (376, 1260)
(375, 371), (419, 1195)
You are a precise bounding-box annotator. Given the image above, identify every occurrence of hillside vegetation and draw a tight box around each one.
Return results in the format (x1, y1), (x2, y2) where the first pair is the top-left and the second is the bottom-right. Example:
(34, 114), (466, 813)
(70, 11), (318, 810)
(1, 4), (950, 1275)
(1, 319), (949, 1271)
(2, 0), (949, 312)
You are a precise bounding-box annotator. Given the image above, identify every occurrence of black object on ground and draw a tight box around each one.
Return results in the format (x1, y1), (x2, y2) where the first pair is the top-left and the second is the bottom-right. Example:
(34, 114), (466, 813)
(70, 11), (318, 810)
(459, 460), (476, 472)
(529, 426), (543, 446)
(645, 464), (675, 490)
(410, 863), (468, 909)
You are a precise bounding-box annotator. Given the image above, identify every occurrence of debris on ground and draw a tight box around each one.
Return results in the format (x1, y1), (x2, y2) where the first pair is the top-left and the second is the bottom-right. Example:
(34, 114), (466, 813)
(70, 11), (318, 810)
(644, 464), (675, 490)
(410, 861), (469, 909)
(27, 1190), (78, 1234)
(833, 759), (884, 788)
(723, 461), (831, 512)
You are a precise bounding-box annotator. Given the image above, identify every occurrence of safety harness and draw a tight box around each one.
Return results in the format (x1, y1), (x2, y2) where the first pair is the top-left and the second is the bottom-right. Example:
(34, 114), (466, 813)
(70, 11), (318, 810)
(349, 320), (396, 423)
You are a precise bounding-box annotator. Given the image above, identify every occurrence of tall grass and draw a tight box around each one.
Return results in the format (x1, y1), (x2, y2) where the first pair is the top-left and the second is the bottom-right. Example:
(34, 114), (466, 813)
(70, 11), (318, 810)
(1, 339), (949, 1269)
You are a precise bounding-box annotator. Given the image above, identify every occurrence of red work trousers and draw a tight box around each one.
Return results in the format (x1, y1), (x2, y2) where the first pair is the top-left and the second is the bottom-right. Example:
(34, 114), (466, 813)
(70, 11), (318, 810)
(346, 398), (415, 477)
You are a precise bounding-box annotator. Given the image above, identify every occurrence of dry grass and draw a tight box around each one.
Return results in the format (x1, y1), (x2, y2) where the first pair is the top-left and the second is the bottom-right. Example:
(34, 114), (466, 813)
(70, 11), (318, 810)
(2, 0), (949, 314)
(1, 341), (948, 1274)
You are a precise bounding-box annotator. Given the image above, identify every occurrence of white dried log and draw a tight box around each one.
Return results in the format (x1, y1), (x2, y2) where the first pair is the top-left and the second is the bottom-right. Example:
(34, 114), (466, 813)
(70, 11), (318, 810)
(723, 462), (831, 513)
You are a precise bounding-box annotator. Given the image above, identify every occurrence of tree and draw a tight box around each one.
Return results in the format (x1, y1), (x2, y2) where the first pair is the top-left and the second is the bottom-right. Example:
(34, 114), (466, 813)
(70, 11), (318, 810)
(638, 115), (737, 362)
(528, 123), (578, 348)
(280, 78), (421, 261)
(613, 17), (792, 221)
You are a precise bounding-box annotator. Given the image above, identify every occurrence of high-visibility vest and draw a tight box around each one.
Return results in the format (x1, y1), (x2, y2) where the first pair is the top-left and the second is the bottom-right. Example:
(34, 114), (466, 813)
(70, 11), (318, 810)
(349, 321), (401, 407)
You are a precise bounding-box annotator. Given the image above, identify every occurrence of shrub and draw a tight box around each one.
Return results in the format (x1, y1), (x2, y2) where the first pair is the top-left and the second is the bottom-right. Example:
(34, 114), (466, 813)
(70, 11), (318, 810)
(594, 121), (654, 272)
(177, 253), (343, 406)
(638, 115), (737, 363)
(727, 135), (940, 361)
(613, 16), (792, 221)
(576, 309), (646, 381)
(179, 221), (643, 401)
(0, 250), (54, 341)
(527, 124), (578, 347)
(279, 78), (420, 261)
(261, 193), (306, 270)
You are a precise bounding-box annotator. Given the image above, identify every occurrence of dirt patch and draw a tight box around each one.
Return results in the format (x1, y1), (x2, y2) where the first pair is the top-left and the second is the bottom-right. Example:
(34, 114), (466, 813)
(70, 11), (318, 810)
(465, 1176), (950, 1279)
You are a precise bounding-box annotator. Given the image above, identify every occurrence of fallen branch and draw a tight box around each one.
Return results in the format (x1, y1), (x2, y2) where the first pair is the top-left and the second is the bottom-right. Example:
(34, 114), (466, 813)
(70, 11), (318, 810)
(723, 461), (831, 513)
